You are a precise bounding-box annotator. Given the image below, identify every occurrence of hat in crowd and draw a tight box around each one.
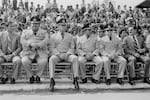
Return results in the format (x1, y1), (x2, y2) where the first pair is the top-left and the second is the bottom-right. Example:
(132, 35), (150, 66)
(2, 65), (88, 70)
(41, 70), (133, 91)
(97, 27), (104, 32)
(125, 17), (133, 22)
(56, 16), (66, 25)
(30, 16), (41, 24)
(104, 26), (113, 31)
(0, 22), (6, 27)
(104, 23), (114, 31)
(0, 18), (3, 22)
(82, 23), (91, 31)
(90, 23), (97, 28)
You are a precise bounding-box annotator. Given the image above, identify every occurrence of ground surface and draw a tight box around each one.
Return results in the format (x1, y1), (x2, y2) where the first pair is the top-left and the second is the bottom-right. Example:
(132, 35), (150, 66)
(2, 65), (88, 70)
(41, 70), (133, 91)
(0, 78), (150, 95)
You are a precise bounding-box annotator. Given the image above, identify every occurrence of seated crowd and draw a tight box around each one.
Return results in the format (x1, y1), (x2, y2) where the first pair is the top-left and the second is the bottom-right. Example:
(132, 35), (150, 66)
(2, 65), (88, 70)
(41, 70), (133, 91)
(0, 16), (150, 92)
(0, 0), (150, 92)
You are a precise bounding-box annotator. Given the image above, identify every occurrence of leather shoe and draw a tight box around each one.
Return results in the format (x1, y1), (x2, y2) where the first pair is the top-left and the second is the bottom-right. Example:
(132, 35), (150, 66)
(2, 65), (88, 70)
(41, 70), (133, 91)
(49, 78), (55, 92)
(106, 79), (111, 85)
(10, 78), (16, 84)
(144, 77), (150, 84)
(80, 78), (87, 84)
(117, 78), (124, 85)
(36, 76), (41, 83)
(1, 77), (8, 84)
(91, 78), (100, 84)
(129, 78), (136, 85)
(73, 77), (79, 90)
(30, 76), (35, 84)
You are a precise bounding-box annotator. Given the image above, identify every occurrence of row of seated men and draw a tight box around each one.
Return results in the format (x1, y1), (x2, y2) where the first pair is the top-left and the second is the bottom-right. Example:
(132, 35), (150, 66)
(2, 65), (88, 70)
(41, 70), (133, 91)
(0, 16), (150, 92)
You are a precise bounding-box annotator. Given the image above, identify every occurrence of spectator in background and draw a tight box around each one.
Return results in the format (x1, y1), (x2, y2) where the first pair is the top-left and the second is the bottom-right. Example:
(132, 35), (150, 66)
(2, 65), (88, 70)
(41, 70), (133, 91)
(19, 0), (24, 9)
(2, 0), (8, 9)
(13, 0), (17, 10)
(52, 0), (58, 9)
(45, 0), (52, 9)
(59, 5), (65, 13)
(25, 0), (29, 11)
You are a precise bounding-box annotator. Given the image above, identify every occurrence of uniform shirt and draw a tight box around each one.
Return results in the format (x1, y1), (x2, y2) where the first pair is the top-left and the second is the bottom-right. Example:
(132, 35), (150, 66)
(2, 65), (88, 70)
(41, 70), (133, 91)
(50, 31), (75, 55)
(76, 34), (87, 45)
(20, 29), (49, 58)
(100, 35), (122, 57)
(77, 34), (99, 56)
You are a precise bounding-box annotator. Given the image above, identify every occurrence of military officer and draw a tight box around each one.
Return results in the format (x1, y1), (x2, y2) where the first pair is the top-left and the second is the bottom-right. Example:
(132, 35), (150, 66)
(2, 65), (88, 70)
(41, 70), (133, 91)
(77, 26), (103, 84)
(49, 17), (79, 92)
(100, 27), (127, 85)
(21, 16), (49, 84)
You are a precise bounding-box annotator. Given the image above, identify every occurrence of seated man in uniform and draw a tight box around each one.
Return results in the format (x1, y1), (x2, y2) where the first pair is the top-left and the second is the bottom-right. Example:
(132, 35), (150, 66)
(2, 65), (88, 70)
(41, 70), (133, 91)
(77, 26), (103, 84)
(0, 21), (21, 84)
(100, 27), (127, 85)
(21, 16), (49, 84)
(49, 17), (79, 92)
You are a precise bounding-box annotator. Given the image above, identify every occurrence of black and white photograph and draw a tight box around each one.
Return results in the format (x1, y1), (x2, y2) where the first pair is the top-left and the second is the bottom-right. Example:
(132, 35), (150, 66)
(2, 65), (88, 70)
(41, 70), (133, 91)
(0, 0), (149, 100)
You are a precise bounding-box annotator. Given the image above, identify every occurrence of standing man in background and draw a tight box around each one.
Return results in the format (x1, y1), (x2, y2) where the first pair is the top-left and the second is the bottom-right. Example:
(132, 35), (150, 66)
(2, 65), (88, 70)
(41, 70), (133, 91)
(25, 0), (29, 11)
(13, 0), (17, 10)
(45, 0), (52, 9)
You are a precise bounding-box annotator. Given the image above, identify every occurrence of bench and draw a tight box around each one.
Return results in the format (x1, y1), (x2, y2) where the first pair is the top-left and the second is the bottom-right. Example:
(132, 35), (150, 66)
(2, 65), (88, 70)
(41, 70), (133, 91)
(1, 62), (145, 82)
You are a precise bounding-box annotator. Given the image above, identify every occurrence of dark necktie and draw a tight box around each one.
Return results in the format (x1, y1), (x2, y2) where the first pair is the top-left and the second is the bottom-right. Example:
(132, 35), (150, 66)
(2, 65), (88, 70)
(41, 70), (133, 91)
(134, 36), (140, 48)
(109, 36), (112, 41)
(132, 36), (139, 51)
(34, 32), (37, 35)
(61, 32), (64, 39)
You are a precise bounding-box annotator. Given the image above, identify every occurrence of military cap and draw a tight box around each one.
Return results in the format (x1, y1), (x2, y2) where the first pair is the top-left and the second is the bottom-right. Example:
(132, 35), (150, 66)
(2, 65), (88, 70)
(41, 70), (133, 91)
(56, 15), (66, 25)
(30, 16), (41, 24)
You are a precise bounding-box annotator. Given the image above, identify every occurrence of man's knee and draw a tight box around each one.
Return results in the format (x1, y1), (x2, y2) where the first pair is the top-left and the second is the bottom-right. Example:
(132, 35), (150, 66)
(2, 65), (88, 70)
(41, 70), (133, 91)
(78, 56), (86, 63)
(71, 55), (78, 62)
(142, 57), (150, 64)
(21, 56), (30, 65)
(128, 56), (136, 62)
(93, 56), (103, 65)
(120, 57), (127, 64)
(13, 56), (21, 64)
(38, 58), (48, 65)
(102, 56), (110, 63)
(49, 55), (59, 63)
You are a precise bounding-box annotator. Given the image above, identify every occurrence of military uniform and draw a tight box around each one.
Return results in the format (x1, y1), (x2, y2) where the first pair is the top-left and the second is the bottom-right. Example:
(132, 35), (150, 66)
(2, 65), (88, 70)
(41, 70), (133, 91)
(49, 31), (78, 78)
(100, 34), (127, 84)
(21, 28), (49, 78)
(77, 34), (103, 81)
